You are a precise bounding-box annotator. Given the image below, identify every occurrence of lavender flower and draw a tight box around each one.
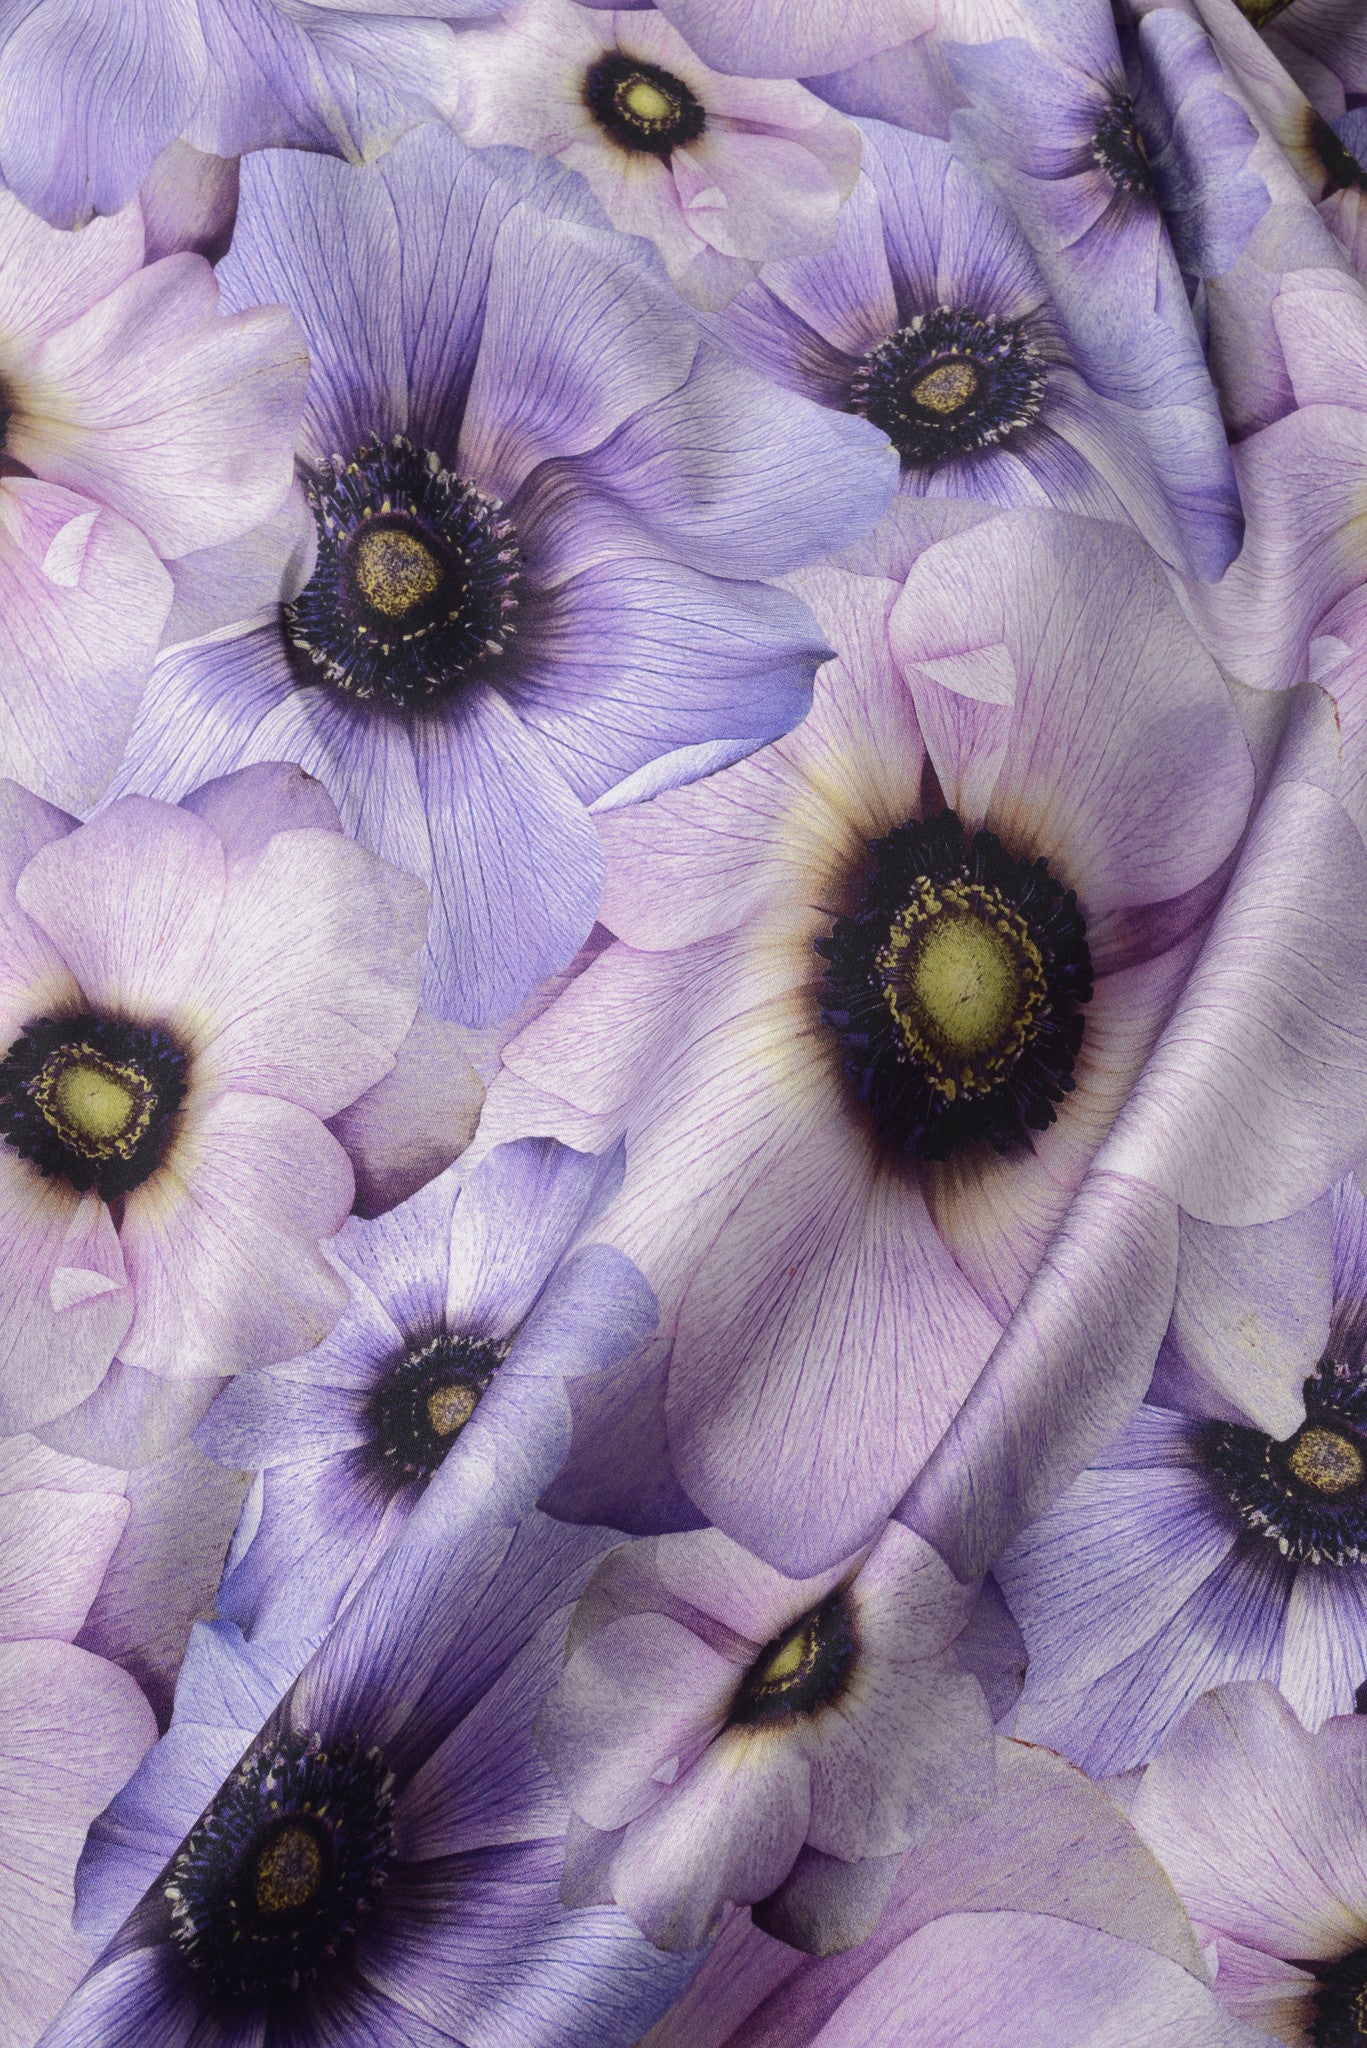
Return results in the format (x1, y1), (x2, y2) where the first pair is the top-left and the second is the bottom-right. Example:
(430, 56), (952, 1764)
(996, 1174), (1367, 1773)
(109, 124), (895, 1027)
(63, 1514), (695, 2048)
(450, 0), (861, 309)
(712, 116), (1242, 576)
(486, 507), (1254, 1571)
(198, 1137), (657, 1652)
(538, 1520), (994, 1954)
(0, 763), (428, 1444)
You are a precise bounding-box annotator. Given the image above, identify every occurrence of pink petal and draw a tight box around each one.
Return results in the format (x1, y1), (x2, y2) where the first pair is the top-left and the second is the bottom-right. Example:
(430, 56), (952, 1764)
(16, 796), (224, 1021)
(14, 253), (308, 558)
(0, 480), (171, 813)
(118, 1090), (353, 1376)
(188, 825), (426, 1117)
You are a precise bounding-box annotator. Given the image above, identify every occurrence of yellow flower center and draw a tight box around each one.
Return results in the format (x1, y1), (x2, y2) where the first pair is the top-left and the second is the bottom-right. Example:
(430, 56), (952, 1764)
(911, 358), (980, 415)
(876, 878), (1049, 1104)
(254, 1825), (324, 1915)
(1286, 1424), (1366, 1498)
(350, 524), (444, 621)
(425, 1382), (479, 1438)
(621, 76), (675, 125)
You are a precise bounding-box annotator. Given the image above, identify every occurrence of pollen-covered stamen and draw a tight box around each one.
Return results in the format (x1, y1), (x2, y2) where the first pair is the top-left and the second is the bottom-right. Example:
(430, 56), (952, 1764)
(0, 1012), (189, 1199)
(165, 1730), (395, 2003)
(1312, 1943), (1367, 2048)
(584, 51), (706, 157)
(1092, 93), (1154, 199)
(1204, 1356), (1367, 1566)
(851, 306), (1048, 471)
(818, 810), (1092, 1161)
(365, 1330), (509, 1491)
(1234, 0), (1294, 23)
(730, 1589), (857, 1726)
(286, 435), (521, 714)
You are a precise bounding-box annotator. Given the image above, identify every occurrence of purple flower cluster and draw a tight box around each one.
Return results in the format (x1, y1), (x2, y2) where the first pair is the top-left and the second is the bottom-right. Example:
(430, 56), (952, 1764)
(7, 2), (1367, 2047)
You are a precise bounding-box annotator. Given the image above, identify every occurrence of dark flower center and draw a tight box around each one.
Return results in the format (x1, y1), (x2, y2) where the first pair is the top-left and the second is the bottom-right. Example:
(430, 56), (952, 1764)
(817, 810), (1092, 1160)
(1313, 1945), (1367, 2048)
(1235, 0), (1294, 22)
(850, 307), (1047, 470)
(1092, 93), (1154, 199)
(1204, 1357), (1367, 1566)
(0, 1012), (189, 1199)
(365, 1330), (508, 1490)
(165, 1731), (395, 2003)
(1310, 115), (1367, 196)
(286, 436), (520, 713)
(584, 52), (706, 157)
(730, 1589), (857, 1726)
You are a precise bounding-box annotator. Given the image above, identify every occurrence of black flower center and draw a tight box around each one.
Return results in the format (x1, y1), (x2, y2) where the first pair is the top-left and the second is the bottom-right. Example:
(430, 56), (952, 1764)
(1310, 115), (1367, 196)
(1314, 1945), (1367, 2048)
(1092, 93), (1154, 199)
(0, 1012), (189, 1199)
(850, 307), (1047, 471)
(365, 1331), (508, 1490)
(730, 1589), (857, 1727)
(1204, 1356), (1367, 1566)
(165, 1731), (395, 2003)
(584, 52), (705, 157)
(817, 810), (1092, 1160)
(286, 436), (520, 713)
(1236, 0), (1294, 23)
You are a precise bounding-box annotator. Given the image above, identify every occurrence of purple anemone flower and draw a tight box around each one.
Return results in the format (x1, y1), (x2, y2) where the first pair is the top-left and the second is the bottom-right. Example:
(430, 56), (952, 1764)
(0, 185), (305, 814)
(108, 123), (895, 1027)
(197, 1136), (658, 1654)
(484, 506), (1254, 1572)
(946, 0), (1250, 578)
(536, 1520), (994, 1955)
(0, 1436), (156, 2048)
(1131, 1681), (1367, 2047)
(63, 1513), (696, 2048)
(711, 116), (1240, 576)
(0, 0), (510, 231)
(639, 1735), (1260, 2048)
(449, 0), (861, 310)
(0, 762), (430, 1448)
(995, 1172), (1367, 1774)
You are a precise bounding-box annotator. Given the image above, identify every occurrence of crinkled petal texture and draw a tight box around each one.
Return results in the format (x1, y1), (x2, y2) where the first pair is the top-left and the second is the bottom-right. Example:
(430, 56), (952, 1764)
(499, 510), (1251, 1573)
(1133, 1682), (1367, 1982)
(114, 124), (892, 1027)
(645, 1735), (1217, 2048)
(0, 772), (426, 1431)
(197, 1134), (654, 1646)
(450, 0), (861, 308)
(538, 1521), (993, 1955)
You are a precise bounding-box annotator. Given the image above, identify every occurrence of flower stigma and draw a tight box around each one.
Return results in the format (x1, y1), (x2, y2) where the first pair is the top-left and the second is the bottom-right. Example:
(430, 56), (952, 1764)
(851, 307), (1048, 470)
(584, 52), (706, 157)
